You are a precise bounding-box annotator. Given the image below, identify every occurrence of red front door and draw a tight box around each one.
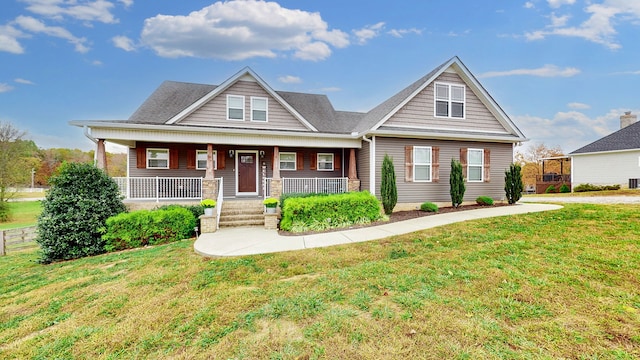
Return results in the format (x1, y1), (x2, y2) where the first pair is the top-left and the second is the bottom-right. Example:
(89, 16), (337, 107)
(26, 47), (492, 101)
(238, 152), (257, 193)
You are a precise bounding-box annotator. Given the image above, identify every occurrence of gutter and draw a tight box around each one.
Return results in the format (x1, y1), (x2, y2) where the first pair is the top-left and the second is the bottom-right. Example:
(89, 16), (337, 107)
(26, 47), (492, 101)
(83, 125), (98, 164)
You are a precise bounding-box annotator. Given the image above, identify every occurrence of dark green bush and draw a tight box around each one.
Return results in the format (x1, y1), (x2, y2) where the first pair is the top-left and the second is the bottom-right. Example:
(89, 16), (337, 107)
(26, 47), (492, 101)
(36, 162), (126, 264)
(559, 184), (570, 193)
(157, 204), (204, 220)
(380, 154), (397, 215)
(504, 163), (523, 204)
(0, 201), (9, 222)
(279, 191), (381, 232)
(603, 184), (621, 191)
(476, 196), (494, 206)
(102, 207), (196, 252)
(574, 183), (621, 192)
(450, 159), (465, 208)
(545, 185), (557, 193)
(420, 202), (438, 212)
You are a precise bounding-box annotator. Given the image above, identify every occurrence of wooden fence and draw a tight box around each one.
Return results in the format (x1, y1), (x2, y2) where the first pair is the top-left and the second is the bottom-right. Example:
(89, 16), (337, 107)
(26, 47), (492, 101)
(0, 226), (38, 255)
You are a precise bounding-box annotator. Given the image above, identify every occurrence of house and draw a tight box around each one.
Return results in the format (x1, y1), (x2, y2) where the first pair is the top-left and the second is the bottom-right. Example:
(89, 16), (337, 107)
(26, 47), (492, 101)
(569, 111), (640, 189)
(70, 56), (527, 209)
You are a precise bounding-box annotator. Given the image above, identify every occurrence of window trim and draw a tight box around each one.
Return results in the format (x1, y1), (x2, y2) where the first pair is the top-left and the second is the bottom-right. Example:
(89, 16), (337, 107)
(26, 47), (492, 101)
(317, 153), (334, 171)
(467, 148), (484, 182)
(146, 148), (169, 169)
(196, 150), (217, 170)
(434, 82), (465, 119)
(250, 96), (268, 122)
(227, 95), (245, 121)
(413, 146), (432, 182)
(279, 152), (297, 171)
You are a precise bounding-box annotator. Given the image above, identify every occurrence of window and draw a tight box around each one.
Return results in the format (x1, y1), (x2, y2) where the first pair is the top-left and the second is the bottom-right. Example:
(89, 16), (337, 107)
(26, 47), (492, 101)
(147, 148), (169, 169)
(227, 95), (244, 120)
(251, 97), (268, 122)
(196, 150), (217, 170)
(317, 153), (334, 171)
(413, 146), (431, 182)
(280, 152), (296, 171)
(435, 83), (465, 118)
(468, 149), (483, 182)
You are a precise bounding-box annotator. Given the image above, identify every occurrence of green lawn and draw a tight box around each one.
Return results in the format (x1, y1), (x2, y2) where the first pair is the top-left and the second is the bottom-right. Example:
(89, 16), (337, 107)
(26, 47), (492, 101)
(1, 203), (639, 359)
(0, 201), (42, 230)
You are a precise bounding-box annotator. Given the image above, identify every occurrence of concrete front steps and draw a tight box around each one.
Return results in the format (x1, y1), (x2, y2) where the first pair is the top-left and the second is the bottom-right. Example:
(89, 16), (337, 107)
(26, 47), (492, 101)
(219, 199), (264, 227)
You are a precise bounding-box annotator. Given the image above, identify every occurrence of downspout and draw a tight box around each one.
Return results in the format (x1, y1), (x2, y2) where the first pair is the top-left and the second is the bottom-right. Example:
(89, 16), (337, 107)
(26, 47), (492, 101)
(362, 135), (375, 195)
(83, 125), (98, 165)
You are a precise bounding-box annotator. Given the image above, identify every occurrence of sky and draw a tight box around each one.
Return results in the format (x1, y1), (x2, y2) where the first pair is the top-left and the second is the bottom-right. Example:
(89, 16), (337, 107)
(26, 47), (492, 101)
(1, 0), (639, 154)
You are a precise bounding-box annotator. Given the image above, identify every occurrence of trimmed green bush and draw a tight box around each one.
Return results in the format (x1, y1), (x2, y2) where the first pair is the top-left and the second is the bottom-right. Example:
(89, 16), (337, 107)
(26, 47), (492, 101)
(504, 163), (523, 204)
(279, 191), (381, 232)
(102, 207), (196, 252)
(573, 183), (621, 192)
(450, 159), (465, 208)
(545, 185), (557, 193)
(36, 162), (126, 264)
(559, 184), (570, 193)
(476, 196), (494, 206)
(380, 154), (397, 215)
(280, 192), (330, 210)
(157, 204), (204, 219)
(420, 202), (438, 212)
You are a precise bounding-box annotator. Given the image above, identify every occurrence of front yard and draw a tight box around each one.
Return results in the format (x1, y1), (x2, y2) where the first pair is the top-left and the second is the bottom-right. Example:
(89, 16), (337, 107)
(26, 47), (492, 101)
(1, 203), (639, 359)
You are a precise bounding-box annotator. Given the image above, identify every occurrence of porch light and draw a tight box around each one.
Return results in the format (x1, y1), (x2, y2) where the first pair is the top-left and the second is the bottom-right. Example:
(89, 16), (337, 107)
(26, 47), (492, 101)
(228, 150), (234, 158)
(259, 150), (265, 158)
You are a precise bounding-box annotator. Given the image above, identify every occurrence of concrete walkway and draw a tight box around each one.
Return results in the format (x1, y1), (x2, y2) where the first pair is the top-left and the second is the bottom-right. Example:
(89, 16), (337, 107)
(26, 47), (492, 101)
(194, 203), (562, 257)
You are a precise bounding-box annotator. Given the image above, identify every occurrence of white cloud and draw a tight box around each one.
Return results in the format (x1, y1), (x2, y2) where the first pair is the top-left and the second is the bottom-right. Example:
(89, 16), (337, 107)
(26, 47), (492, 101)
(91, 59), (102, 66)
(112, 35), (135, 51)
(0, 83), (14, 93)
(514, 108), (624, 152)
(0, 24), (26, 54)
(388, 27), (422, 38)
(525, 1), (640, 50)
(15, 78), (34, 85)
(547, 0), (576, 8)
(22, 0), (118, 24)
(140, 0), (349, 61)
(14, 15), (90, 53)
(568, 102), (590, 109)
(479, 64), (580, 78)
(524, 2), (535, 9)
(353, 22), (385, 45)
(118, 0), (133, 8)
(278, 75), (302, 84)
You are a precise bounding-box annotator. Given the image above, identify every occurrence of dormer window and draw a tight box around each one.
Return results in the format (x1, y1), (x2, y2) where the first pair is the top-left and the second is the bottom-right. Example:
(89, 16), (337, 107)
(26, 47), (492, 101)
(251, 97), (268, 122)
(435, 83), (465, 118)
(227, 95), (244, 121)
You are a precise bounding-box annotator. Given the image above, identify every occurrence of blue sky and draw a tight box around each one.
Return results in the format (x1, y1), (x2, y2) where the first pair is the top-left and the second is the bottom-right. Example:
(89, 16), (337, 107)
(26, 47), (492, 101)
(1, 0), (639, 154)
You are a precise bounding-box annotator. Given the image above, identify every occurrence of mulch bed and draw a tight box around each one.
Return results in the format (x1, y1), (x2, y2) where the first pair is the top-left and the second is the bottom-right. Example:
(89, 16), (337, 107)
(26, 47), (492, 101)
(277, 202), (513, 236)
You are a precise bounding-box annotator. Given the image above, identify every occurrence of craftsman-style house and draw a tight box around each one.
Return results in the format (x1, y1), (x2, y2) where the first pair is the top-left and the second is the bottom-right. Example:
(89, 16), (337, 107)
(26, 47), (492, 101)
(70, 56), (527, 208)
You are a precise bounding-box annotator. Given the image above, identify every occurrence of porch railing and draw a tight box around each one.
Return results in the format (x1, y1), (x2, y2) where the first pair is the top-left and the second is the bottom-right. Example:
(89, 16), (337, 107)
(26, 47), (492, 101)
(263, 177), (348, 199)
(114, 177), (211, 201)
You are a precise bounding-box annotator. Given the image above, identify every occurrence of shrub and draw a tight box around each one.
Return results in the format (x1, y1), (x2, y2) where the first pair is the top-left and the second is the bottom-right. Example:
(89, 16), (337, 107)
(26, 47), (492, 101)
(420, 202), (438, 212)
(103, 207), (196, 252)
(36, 163), (126, 264)
(449, 159), (465, 208)
(279, 191), (381, 232)
(504, 163), (523, 204)
(559, 184), (570, 193)
(0, 201), (9, 222)
(574, 183), (621, 192)
(476, 196), (494, 206)
(545, 185), (557, 193)
(280, 192), (329, 210)
(157, 204), (204, 220)
(380, 154), (397, 215)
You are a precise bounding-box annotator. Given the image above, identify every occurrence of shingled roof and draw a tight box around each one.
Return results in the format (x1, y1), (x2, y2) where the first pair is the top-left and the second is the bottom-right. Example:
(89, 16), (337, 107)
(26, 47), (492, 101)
(570, 120), (640, 154)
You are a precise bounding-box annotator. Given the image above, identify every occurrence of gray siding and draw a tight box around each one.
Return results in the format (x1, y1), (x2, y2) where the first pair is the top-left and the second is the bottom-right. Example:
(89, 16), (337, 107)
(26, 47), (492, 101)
(384, 72), (506, 133)
(180, 80), (310, 131)
(358, 140), (370, 193)
(130, 143), (346, 198)
(374, 137), (513, 203)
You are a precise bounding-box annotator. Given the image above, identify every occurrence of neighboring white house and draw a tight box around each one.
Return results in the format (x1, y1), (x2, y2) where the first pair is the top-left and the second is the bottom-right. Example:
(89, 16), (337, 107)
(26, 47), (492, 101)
(569, 111), (640, 189)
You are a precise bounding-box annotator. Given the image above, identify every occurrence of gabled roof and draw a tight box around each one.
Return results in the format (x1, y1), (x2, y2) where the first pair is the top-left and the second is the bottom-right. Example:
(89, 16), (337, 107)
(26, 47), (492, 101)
(354, 56), (526, 141)
(570, 120), (640, 154)
(128, 81), (216, 124)
(166, 67), (318, 131)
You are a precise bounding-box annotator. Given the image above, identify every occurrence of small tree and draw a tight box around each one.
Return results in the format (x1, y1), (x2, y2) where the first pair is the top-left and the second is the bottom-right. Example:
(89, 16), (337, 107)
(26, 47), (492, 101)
(380, 154), (397, 215)
(450, 158), (465, 207)
(0, 122), (32, 221)
(504, 163), (524, 204)
(36, 162), (126, 264)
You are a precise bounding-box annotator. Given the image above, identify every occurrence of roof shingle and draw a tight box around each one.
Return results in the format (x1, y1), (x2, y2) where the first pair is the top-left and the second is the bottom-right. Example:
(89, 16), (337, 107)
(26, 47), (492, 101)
(570, 120), (640, 154)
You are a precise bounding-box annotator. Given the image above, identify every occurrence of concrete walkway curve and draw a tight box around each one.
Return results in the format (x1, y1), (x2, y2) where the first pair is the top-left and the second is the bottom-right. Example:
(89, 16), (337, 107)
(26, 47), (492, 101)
(194, 203), (562, 258)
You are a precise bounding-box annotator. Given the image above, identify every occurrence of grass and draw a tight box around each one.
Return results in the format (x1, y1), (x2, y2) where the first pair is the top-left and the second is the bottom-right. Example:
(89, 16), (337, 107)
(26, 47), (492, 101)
(523, 188), (640, 197)
(1, 203), (639, 359)
(0, 201), (42, 230)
